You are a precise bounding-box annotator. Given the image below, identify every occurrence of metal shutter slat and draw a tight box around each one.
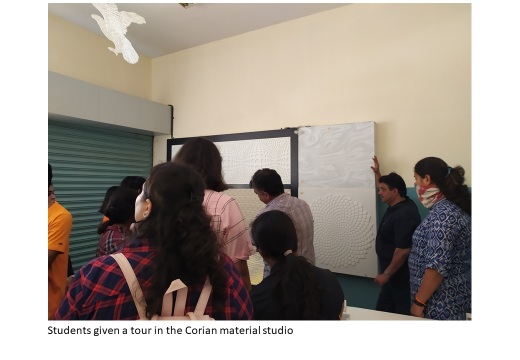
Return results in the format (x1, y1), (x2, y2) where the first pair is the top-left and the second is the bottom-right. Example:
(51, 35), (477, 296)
(49, 120), (152, 272)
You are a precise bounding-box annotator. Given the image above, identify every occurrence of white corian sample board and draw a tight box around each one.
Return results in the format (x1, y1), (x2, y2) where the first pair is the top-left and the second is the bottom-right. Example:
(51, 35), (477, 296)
(170, 137), (291, 184)
(298, 122), (377, 277)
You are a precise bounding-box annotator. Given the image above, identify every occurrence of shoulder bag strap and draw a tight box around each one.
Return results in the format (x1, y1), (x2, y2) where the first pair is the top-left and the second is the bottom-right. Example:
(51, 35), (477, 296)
(110, 253), (148, 320)
(194, 277), (213, 316)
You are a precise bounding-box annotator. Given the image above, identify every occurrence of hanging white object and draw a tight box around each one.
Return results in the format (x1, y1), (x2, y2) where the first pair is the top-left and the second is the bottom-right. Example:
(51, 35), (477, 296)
(91, 3), (145, 64)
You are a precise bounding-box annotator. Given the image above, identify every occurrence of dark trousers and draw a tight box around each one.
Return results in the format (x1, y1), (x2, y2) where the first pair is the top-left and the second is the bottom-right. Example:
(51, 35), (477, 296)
(375, 275), (411, 316)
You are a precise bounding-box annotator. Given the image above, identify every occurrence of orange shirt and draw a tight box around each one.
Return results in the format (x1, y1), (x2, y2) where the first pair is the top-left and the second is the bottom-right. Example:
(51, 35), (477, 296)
(48, 201), (72, 320)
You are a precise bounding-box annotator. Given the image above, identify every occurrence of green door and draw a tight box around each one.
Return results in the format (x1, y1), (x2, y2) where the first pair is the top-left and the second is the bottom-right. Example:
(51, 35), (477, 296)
(48, 120), (153, 272)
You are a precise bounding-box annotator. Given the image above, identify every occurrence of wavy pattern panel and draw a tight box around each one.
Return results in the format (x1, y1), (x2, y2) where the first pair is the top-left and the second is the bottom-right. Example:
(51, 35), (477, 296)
(171, 137), (291, 184)
(298, 122), (375, 188)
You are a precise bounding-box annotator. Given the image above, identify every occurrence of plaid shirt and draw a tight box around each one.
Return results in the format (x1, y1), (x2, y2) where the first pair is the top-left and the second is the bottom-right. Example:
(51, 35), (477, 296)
(253, 193), (315, 278)
(54, 238), (254, 320)
(95, 225), (126, 258)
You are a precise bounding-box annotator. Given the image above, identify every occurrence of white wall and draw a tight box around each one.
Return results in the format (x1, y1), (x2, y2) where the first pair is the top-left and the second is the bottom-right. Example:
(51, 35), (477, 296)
(151, 3), (471, 186)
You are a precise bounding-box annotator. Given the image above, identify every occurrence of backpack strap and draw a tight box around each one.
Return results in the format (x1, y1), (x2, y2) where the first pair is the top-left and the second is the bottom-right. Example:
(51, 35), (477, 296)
(194, 277), (212, 316)
(110, 253), (148, 320)
(161, 280), (188, 316)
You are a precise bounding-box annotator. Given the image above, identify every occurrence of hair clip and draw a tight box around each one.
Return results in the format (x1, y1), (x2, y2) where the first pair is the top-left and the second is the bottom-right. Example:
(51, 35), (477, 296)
(445, 166), (452, 178)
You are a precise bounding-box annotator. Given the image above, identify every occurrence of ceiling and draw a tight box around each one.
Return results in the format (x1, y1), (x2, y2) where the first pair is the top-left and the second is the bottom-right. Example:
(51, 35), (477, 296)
(48, 3), (349, 58)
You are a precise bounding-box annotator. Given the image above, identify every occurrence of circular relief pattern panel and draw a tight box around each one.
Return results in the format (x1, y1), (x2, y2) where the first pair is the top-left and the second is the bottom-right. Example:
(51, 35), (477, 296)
(216, 138), (291, 184)
(311, 194), (374, 268)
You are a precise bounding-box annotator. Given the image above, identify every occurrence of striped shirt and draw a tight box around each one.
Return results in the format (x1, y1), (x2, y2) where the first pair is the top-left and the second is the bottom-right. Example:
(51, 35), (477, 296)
(253, 193), (315, 278)
(204, 190), (255, 262)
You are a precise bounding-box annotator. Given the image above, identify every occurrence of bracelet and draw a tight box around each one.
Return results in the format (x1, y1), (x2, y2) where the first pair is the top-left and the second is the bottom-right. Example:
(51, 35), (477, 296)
(383, 269), (392, 277)
(413, 295), (426, 307)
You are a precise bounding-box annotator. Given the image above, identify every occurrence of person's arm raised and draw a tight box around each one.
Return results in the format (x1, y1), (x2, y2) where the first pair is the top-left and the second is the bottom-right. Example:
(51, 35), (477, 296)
(371, 156), (382, 187)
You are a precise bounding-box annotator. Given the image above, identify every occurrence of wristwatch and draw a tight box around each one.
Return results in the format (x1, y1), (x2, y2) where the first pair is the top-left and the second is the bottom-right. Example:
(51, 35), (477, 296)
(383, 269), (392, 277)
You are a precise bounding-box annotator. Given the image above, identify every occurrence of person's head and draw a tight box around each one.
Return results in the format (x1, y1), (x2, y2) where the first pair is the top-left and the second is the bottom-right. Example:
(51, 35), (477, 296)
(98, 186), (119, 215)
(97, 187), (138, 234)
(120, 176), (146, 191)
(132, 162), (227, 318)
(251, 210), (298, 262)
(378, 172), (407, 206)
(414, 157), (471, 215)
(48, 184), (56, 208)
(172, 137), (228, 192)
(251, 210), (325, 320)
(250, 168), (284, 204)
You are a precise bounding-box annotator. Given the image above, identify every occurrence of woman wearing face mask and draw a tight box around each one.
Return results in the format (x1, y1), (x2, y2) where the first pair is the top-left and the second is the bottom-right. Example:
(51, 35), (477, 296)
(409, 157), (471, 320)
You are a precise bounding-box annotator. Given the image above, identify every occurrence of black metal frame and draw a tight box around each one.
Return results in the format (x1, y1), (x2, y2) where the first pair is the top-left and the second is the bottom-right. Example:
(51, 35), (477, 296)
(166, 128), (299, 197)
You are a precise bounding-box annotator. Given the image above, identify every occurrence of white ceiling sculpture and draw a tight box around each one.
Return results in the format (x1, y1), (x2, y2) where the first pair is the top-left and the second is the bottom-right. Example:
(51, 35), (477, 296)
(91, 3), (146, 64)
(49, 4), (349, 58)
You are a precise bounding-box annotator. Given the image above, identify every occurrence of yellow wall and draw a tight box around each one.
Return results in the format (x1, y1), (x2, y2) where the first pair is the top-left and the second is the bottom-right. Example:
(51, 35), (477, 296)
(151, 3), (471, 186)
(48, 13), (152, 100)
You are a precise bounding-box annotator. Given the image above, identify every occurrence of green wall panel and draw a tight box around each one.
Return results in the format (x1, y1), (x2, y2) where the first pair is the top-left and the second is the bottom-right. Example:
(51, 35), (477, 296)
(48, 121), (153, 272)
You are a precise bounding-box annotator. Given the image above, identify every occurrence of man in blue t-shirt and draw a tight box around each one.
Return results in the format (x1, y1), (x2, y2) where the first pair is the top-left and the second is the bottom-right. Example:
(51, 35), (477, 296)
(371, 157), (421, 315)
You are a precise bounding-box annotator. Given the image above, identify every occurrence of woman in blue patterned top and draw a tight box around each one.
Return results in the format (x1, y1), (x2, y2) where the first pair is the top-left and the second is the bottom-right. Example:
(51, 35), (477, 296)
(408, 157), (471, 320)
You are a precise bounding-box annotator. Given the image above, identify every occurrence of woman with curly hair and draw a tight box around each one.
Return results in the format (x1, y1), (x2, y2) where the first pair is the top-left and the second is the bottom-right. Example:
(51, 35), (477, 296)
(55, 162), (254, 320)
(409, 157), (471, 320)
(173, 137), (255, 291)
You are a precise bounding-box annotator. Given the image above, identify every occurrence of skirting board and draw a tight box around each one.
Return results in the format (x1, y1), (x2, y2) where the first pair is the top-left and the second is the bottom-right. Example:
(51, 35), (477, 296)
(298, 187), (378, 278)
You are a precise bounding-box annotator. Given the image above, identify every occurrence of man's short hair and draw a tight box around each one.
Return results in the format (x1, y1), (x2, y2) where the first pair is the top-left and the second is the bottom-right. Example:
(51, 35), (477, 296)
(379, 172), (407, 198)
(250, 169), (284, 197)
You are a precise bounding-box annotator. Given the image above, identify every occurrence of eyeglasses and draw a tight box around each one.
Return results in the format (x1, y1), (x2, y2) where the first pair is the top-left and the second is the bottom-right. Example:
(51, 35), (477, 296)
(48, 190), (55, 197)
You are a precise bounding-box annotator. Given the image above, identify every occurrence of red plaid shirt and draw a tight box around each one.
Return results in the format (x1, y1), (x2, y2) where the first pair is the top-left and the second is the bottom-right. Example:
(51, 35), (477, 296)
(54, 238), (254, 320)
(95, 225), (126, 258)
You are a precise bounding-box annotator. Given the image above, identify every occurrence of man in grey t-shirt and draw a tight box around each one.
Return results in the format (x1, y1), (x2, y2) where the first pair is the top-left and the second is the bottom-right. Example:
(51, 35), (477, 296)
(250, 168), (315, 278)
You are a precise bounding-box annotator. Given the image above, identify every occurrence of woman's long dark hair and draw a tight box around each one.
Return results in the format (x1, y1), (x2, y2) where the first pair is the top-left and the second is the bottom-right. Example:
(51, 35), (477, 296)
(172, 137), (228, 192)
(97, 187), (138, 234)
(251, 210), (325, 320)
(133, 162), (228, 319)
(414, 157), (471, 215)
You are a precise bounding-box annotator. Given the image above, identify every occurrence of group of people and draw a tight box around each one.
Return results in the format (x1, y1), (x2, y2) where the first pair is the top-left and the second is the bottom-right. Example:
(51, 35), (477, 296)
(48, 137), (471, 321)
(372, 156), (471, 320)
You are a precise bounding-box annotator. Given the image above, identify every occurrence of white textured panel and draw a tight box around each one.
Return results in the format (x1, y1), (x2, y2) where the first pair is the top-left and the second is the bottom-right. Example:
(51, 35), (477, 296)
(299, 187), (378, 278)
(171, 137), (291, 185)
(298, 122), (375, 188)
(223, 188), (291, 285)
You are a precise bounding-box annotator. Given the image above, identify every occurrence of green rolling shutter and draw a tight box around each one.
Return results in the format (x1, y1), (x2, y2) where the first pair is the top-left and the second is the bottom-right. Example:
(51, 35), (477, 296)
(48, 120), (153, 272)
